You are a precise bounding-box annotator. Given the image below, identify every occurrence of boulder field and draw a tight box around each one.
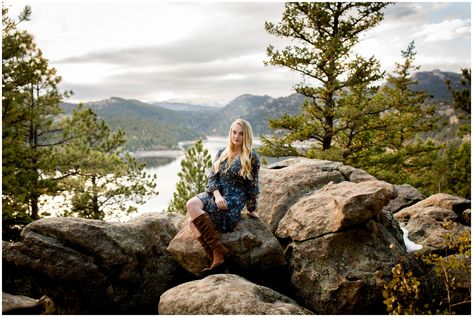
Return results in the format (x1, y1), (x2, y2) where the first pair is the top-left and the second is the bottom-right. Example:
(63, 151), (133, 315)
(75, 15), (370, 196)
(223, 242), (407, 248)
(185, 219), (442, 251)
(3, 158), (470, 314)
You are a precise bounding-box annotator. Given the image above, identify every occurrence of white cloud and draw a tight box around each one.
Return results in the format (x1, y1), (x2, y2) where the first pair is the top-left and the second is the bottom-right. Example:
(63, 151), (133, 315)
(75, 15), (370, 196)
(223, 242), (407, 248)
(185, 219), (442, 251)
(416, 53), (471, 70)
(413, 19), (471, 43)
(5, 1), (471, 104)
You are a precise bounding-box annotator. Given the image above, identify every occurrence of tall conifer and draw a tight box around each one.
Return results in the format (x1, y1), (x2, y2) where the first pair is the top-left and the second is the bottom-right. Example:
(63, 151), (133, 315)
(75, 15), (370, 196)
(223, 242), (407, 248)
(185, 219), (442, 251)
(259, 2), (389, 158)
(59, 107), (158, 220)
(2, 6), (158, 238)
(2, 5), (72, 232)
(357, 42), (440, 188)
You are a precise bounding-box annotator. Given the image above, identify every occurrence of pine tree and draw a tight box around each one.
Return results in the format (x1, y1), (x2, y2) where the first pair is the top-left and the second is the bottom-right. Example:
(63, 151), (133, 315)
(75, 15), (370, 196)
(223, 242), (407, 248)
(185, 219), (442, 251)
(432, 68), (471, 199)
(432, 141), (471, 199)
(167, 140), (212, 215)
(447, 68), (471, 114)
(2, 6), (159, 238)
(259, 2), (389, 159)
(58, 106), (158, 220)
(2, 5), (73, 239)
(353, 42), (440, 189)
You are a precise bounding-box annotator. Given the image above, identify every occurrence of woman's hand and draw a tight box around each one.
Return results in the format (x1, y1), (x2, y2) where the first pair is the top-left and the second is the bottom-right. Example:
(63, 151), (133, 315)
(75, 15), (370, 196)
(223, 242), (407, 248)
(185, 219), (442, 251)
(248, 211), (260, 219)
(214, 191), (227, 211)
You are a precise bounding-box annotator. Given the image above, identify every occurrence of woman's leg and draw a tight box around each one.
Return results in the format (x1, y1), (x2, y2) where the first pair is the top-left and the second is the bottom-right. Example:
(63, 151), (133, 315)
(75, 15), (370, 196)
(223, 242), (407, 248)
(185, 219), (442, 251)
(186, 196), (228, 271)
(186, 197), (205, 237)
(186, 196), (214, 261)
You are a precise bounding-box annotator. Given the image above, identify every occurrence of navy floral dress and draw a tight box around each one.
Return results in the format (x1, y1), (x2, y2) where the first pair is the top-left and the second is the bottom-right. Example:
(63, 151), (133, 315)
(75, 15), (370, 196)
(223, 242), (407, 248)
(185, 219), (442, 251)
(197, 148), (260, 232)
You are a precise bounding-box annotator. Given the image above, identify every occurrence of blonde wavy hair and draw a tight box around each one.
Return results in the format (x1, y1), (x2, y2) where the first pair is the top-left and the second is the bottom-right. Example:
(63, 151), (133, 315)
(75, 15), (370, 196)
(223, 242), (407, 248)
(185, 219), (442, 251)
(214, 119), (254, 180)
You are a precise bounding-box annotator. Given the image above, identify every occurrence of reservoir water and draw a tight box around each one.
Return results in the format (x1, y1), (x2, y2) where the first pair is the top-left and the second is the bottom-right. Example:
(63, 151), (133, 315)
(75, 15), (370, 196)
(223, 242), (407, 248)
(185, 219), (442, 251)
(125, 136), (263, 221)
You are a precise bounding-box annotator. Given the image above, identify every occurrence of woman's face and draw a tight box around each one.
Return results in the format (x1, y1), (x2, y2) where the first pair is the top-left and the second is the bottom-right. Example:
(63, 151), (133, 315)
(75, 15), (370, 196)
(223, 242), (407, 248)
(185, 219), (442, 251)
(231, 123), (244, 148)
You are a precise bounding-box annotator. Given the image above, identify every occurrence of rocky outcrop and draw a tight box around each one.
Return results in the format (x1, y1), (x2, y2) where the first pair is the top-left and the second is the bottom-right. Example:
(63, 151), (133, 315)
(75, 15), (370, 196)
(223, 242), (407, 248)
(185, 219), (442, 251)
(259, 158), (376, 233)
(394, 193), (471, 253)
(167, 215), (286, 288)
(158, 274), (313, 315)
(271, 179), (421, 314)
(2, 212), (187, 314)
(395, 193), (471, 314)
(3, 157), (470, 314)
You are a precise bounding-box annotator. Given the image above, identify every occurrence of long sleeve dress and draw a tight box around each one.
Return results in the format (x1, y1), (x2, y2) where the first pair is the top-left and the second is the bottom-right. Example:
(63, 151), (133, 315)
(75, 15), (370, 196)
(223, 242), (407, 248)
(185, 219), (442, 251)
(197, 148), (260, 232)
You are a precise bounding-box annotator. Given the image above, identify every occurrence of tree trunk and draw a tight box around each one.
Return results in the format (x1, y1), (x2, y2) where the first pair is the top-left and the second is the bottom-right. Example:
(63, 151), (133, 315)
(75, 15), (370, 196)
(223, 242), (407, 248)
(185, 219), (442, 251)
(30, 191), (40, 220)
(322, 121), (333, 151)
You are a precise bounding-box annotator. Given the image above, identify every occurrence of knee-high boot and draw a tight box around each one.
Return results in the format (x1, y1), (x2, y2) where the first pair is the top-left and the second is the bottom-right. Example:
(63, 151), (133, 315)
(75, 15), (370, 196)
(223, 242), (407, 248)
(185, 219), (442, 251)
(192, 213), (229, 271)
(197, 236), (213, 261)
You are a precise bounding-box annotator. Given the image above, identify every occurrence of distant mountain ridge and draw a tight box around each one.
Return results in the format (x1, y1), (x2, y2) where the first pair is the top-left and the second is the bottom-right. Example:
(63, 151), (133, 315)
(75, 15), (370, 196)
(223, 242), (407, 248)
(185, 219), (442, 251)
(412, 69), (464, 101)
(206, 93), (305, 136)
(61, 69), (464, 151)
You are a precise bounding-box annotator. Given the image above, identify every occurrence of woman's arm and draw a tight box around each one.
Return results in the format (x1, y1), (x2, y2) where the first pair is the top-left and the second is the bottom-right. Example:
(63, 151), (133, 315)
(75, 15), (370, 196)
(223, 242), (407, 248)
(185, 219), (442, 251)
(246, 151), (260, 214)
(213, 189), (227, 210)
(205, 149), (224, 193)
(207, 149), (228, 210)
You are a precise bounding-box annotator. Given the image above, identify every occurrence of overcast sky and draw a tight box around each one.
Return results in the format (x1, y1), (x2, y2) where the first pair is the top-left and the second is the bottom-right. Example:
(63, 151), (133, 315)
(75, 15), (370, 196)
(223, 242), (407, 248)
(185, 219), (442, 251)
(5, 1), (471, 105)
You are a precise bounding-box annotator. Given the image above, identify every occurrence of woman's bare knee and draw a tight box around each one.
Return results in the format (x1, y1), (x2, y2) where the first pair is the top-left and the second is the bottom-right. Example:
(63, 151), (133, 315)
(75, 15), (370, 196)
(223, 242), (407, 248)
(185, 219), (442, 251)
(186, 197), (204, 219)
(186, 197), (201, 210)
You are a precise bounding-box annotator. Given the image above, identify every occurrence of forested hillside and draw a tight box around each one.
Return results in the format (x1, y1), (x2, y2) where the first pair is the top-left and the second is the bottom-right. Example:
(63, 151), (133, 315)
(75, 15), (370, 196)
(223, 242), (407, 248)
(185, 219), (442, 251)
(61, 70), (466, 151)
(61, 97), (208, 150)
(61, 94), (306, 150)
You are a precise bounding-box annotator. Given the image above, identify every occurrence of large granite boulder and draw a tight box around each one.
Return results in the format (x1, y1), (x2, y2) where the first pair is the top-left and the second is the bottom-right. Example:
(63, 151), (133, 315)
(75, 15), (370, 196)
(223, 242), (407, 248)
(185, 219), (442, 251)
(274, 180), (421, 314)
(2, 212), (188, 314)
(258, 158), (376, 233)
(167, 214), (286, 288)
(394, 193), (471, 253)
(158, 274), (313, 315)
(276, 181), (396, 238)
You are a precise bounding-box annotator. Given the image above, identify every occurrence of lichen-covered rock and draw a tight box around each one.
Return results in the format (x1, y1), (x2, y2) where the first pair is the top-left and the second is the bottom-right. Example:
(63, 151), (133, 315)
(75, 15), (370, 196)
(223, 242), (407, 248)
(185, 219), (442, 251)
(258, 158), (376, 233)
(167, 215), (286, 288)
(158, 274), (313, 315)
(285, 220), (419, 314)
(2, 212), (188, 314)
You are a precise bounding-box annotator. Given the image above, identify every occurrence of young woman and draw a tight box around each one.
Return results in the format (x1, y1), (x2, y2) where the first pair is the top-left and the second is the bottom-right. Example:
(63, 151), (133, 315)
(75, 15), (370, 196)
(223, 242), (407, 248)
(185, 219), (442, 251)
(186, 119), (260, 271)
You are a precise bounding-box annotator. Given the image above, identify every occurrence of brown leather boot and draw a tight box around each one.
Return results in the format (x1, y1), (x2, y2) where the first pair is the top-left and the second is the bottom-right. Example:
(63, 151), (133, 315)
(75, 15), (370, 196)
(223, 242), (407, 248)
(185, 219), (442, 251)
(192, 213), (229, 271)
(197, 236), (213, 261)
